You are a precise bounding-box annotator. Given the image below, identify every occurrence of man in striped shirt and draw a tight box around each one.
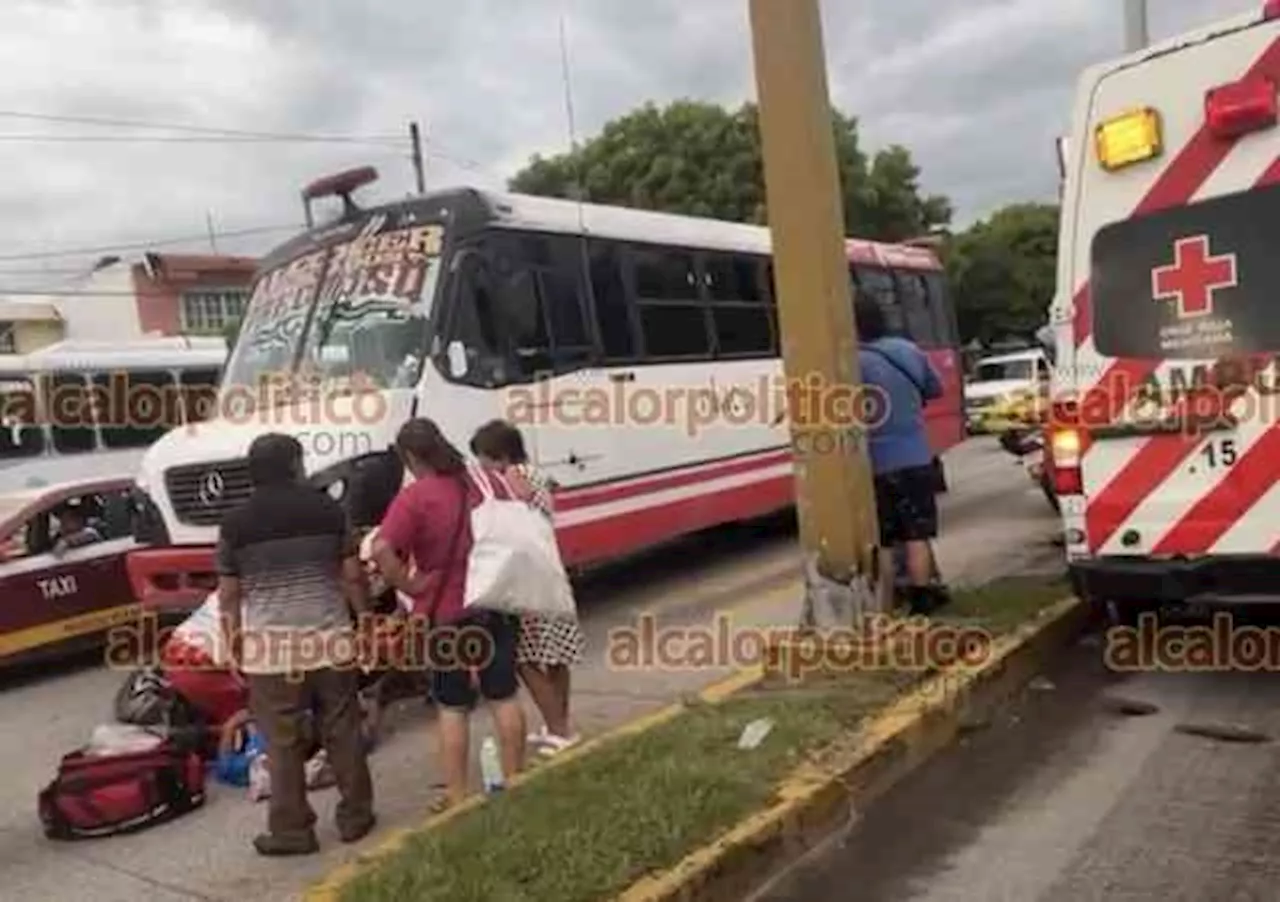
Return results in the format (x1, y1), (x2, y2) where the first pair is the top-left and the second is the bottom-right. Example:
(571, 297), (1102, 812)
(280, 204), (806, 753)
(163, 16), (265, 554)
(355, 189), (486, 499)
(217, 433), (375, 856)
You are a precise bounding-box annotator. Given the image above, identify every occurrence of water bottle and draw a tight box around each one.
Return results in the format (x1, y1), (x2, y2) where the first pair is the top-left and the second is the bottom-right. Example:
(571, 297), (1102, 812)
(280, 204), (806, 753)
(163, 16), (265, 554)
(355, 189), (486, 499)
(479, 737), (504, 793)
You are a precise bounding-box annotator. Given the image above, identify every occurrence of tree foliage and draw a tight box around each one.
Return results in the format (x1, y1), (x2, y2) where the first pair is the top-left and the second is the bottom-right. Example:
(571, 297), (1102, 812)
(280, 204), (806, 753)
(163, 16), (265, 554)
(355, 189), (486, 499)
(510, 99), (952, 243)
(944, 203), (1060, 346)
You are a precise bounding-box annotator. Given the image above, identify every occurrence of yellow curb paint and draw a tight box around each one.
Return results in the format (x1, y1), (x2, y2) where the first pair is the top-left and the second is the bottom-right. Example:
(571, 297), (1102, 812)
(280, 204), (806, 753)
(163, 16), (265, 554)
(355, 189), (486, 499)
(612, 596), (1084, 902)
(302, 582), (801, 902)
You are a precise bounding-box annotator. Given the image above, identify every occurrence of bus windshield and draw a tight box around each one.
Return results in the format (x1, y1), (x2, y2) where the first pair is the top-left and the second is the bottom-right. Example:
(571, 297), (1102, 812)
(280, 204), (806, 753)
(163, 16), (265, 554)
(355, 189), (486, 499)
(222, 217), (445, 399)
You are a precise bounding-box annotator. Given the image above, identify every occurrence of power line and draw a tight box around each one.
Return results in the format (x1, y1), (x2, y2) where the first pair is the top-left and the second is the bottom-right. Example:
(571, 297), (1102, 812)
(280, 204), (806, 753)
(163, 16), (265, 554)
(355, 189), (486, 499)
(0, 224), (302, 263)
(0, 109), (406, 143)
(0, 134), (407, 146)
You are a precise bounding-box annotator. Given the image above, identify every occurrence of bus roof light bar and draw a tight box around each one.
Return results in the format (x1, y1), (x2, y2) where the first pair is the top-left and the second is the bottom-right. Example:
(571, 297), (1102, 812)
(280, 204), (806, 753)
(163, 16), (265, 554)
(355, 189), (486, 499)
(301, 165), (379, 228)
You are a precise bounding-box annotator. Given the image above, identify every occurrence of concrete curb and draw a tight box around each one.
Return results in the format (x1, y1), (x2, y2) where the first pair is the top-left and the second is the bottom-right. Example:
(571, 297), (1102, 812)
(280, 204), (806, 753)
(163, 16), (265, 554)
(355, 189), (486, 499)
(611, 595), (1088, 902)
(302, 663), (769, 902)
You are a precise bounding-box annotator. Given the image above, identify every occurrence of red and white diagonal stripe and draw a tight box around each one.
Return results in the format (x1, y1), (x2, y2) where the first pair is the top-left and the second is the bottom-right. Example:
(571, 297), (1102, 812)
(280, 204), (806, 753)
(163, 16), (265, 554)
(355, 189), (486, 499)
(1063, 28), (1280, 558)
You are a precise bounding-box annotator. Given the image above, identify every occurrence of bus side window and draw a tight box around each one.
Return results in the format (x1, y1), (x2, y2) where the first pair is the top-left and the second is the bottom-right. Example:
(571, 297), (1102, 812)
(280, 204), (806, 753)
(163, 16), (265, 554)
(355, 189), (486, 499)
(0, 378), (44, 459)
(923, 272), (958, 347)
(531, 234), (595, 371)
(91, 369), (179, 448)
(588, 239), (638, 362)
(179, 368), (220, 423)
(487, 232), (552, 377)
(894, 270), (937, 346)
(47, 372), (99, 453)
(629, 246), (710, 359)
(852, 266), (906, 335)
(443, 237), (508, 386)
(702, 252), (774, 357)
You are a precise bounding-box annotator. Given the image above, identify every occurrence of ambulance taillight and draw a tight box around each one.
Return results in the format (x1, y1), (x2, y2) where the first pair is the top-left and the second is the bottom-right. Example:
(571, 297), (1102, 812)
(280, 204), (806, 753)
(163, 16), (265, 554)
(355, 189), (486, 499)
(1206, 74), (1277, 139)
(1048, 401), (1088, 497)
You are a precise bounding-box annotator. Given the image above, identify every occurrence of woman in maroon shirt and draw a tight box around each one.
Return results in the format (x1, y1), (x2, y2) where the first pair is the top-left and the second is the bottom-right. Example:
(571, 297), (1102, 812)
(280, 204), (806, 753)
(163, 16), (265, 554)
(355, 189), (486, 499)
(371, 418), (526, 810)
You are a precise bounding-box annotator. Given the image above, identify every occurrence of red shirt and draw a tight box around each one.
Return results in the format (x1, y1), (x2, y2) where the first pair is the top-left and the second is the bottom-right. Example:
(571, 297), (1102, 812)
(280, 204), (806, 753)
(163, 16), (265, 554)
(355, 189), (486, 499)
(377, 467), (513, 624)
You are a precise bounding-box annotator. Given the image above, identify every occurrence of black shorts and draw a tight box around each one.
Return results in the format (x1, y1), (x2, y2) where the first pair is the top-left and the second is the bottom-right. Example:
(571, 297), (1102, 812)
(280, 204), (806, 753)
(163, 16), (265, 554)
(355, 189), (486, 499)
(873, 464), (939, 545)
(428, 611), (520, 710)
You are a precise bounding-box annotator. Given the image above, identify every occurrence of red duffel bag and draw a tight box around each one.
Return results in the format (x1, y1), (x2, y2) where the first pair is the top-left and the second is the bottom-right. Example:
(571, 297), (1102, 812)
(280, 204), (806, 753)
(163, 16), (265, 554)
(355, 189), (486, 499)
(37, 737), (205, 840)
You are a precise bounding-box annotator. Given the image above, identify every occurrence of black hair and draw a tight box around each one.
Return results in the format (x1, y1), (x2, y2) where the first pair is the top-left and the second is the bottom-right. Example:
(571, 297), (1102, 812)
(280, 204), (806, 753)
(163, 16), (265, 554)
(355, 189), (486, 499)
(247, 433), (304, 487)
(854, 294), (889, 341)
(395, 418), (466, 475)
(469, 419), (528, 465)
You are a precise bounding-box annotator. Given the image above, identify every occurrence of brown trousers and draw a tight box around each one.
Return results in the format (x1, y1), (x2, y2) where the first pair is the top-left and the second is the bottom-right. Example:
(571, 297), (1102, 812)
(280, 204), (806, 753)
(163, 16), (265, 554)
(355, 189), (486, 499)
(247, 668), (373, 839)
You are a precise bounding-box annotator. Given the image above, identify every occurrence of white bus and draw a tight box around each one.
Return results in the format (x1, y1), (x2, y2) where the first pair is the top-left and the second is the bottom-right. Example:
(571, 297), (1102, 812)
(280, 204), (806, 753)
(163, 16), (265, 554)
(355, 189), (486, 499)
(0, 337), (226, 493)
(125, 167), (963, 611)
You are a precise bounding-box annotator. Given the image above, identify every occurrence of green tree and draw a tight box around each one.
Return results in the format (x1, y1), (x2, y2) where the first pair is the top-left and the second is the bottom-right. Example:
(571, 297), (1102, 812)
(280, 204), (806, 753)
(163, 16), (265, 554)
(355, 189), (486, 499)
(944, 203), (1060, 346)
(510, 99), (951, 242)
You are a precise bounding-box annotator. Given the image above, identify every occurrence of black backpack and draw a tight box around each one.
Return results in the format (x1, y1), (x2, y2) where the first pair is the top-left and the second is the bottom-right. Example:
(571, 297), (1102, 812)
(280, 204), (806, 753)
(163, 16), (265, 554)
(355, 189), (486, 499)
(112, 668), (208, 754)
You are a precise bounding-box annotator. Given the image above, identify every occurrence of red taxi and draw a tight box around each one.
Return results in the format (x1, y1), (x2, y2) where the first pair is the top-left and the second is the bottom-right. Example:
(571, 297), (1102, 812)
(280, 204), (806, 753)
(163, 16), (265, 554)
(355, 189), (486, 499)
(0, 476), (141, 666)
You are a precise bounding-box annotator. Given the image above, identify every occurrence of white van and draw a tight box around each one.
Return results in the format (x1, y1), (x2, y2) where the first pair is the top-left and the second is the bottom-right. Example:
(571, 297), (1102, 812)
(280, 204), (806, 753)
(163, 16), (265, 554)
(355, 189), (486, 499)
(1048, 4), (1280, 623)
(964, 348), (1049, 434)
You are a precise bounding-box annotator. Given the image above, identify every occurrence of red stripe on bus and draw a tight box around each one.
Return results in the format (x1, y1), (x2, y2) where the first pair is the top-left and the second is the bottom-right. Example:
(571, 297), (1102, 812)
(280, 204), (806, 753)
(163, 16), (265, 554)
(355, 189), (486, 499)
(1081, 158), (1280, 550)
(1073, 32), (1280, 348)
(554, 449), (792, 512)
(1149, 424), (1280, 556)
(557, 474), (794, 567)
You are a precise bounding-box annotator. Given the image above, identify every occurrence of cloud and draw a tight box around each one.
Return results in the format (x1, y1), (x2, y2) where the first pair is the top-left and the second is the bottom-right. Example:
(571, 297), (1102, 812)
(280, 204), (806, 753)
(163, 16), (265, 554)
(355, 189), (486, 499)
(0, 0), (1264, 294)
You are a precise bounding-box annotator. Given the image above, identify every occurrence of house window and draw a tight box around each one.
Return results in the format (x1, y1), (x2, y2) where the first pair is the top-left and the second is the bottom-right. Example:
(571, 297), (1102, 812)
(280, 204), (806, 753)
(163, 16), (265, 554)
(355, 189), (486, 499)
(0, 322), (14, 354)
(180, 289), (248, 334)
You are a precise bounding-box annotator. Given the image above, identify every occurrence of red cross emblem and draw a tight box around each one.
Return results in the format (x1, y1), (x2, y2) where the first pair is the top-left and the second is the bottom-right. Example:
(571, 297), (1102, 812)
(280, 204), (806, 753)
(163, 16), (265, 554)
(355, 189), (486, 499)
(1151, 234), (1238, 320)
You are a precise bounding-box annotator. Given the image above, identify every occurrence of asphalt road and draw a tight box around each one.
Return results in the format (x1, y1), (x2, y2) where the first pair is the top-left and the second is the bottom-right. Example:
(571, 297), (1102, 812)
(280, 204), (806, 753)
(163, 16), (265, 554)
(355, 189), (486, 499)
(0, 437), (1060, 902)
(756, 636), (1280, 902)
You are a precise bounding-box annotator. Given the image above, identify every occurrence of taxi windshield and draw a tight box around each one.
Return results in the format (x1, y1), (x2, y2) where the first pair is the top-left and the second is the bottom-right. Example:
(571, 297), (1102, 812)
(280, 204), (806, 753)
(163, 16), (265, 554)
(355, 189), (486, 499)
(221, 216), (445, 401)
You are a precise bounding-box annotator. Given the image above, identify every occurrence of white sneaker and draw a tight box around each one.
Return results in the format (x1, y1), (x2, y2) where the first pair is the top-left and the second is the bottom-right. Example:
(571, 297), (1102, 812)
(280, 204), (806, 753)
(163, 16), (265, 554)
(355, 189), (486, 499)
(527, 726), (550, 746)
(537, 732), (581, 756)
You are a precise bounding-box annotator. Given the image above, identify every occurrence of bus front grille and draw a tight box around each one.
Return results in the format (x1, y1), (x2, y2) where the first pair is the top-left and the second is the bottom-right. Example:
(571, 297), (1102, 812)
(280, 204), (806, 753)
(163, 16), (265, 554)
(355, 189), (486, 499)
(165, 458), (252, 526)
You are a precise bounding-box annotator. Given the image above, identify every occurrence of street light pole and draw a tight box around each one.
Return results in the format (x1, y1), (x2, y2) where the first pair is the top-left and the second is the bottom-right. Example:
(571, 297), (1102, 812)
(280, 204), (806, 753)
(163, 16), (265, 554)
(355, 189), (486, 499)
(1124, 0), (1149, 52)
(748, 0), (882, 623)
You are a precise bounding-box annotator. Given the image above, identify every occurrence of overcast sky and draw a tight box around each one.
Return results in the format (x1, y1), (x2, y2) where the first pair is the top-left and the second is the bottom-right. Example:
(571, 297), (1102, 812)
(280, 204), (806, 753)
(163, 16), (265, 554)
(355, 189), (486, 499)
(0, 0), (1260, 292)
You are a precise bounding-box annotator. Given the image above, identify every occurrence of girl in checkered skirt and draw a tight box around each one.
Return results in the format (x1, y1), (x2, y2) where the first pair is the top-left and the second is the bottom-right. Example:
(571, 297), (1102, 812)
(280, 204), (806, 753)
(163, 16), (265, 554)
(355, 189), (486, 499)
(471, 420), (584, 756)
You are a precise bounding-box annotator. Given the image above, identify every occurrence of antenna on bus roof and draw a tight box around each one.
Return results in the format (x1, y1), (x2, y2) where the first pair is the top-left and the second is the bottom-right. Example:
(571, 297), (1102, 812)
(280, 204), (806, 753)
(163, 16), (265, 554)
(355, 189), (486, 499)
(558, 11), (587, 231)
(301, 165), (379, 229)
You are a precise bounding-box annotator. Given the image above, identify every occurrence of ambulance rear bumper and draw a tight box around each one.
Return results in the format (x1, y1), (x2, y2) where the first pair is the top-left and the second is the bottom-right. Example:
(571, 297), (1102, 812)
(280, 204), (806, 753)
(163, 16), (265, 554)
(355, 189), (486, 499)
(1070, 555), (1280, 608)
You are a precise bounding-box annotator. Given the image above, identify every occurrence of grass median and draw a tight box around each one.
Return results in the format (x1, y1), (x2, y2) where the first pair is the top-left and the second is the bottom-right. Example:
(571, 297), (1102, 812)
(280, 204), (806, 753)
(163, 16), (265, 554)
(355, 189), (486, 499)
(338, 573), (1069, 902)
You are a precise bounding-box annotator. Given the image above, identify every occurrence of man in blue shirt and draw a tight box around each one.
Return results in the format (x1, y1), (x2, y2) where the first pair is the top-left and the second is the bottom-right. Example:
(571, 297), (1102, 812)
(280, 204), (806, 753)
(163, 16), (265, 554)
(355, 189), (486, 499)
(854, 295), (950, 616)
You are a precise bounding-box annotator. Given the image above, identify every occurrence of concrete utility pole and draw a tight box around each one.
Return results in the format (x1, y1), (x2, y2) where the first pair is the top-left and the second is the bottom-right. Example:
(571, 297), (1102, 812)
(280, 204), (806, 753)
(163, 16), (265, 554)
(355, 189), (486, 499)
(1124, 0), (1149, 52)
(748, 0), (882, 623)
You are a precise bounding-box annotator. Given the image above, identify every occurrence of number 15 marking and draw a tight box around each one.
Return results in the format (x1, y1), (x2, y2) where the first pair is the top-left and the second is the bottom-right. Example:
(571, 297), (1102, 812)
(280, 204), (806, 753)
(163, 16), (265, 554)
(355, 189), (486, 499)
(1200, 438), (1238, 470)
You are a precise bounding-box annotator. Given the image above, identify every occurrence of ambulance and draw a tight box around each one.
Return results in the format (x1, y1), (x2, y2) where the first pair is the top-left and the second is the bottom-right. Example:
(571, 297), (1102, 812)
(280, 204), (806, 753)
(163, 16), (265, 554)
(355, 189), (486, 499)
(1049, 3), (1280, 624)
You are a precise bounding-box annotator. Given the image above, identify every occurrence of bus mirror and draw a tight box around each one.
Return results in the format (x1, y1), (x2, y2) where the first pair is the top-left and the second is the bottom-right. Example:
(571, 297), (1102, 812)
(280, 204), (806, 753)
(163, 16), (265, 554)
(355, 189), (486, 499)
(447, 340), (469, 378)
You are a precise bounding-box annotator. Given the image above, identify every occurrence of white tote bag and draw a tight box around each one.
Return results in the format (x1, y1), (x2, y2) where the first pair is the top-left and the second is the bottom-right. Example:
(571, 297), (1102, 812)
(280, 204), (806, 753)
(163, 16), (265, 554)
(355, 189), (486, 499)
(462, 462), (576, 618)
